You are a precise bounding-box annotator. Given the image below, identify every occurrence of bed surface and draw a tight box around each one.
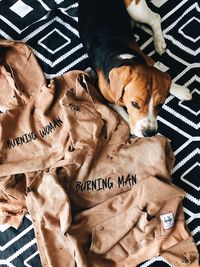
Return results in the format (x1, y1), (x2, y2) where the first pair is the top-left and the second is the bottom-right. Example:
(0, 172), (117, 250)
(0, 0), (199, 266)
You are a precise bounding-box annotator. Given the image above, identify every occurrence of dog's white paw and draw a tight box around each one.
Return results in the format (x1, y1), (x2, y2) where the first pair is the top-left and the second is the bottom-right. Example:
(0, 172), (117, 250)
(170, 83), (192, 101)
(154, 34), (167, 55)
(178, 87), (192, 101)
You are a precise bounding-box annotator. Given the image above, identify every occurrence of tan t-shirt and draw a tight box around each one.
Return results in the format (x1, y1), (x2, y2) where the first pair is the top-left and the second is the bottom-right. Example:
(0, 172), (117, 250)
(0, 40), (198, 267)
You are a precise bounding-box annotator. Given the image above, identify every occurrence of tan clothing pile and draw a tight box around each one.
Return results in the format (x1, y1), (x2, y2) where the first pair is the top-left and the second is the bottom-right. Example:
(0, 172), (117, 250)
(0, 40), (199, 267)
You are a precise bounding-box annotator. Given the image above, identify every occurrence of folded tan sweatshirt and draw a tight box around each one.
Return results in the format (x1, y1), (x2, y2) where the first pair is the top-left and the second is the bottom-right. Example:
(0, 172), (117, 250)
(0, 40), (198, 267)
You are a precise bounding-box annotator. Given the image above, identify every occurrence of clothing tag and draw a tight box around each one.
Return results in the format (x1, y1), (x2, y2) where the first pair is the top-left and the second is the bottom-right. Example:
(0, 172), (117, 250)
(160, 212), (174, 230)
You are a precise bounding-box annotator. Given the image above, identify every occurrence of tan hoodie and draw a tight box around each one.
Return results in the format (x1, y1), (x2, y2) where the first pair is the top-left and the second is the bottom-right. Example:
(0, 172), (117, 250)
(0, 40), (199, 267)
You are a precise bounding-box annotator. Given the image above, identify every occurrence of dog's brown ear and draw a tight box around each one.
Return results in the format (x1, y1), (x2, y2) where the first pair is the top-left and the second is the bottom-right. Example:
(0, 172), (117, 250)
(108, 66), (131, 105)
(163, 72), (172, 94)
(155, 70), (172, 96)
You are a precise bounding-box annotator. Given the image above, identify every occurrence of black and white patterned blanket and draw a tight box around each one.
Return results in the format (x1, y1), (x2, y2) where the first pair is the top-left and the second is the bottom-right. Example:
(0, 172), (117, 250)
(0, 0), (199, 266)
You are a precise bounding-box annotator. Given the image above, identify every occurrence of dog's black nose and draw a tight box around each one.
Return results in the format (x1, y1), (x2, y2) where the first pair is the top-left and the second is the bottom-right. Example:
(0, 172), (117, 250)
(142, 129), (157, 137)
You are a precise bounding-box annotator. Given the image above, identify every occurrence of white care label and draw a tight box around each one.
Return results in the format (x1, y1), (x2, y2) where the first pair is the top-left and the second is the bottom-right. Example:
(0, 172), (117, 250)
(160, 212), (174, 230)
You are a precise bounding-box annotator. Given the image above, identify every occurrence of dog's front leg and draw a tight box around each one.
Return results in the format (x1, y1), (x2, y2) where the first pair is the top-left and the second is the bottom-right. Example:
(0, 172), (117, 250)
(126, 0), (166, 55)
(169, 83), (192, 101)
(108, 103), (129, 123)
(154, 61), (192, 101)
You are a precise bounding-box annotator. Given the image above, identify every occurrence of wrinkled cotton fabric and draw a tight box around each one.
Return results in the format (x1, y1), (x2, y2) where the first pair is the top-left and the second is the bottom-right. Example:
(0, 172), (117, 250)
(0, 40), (199, 267)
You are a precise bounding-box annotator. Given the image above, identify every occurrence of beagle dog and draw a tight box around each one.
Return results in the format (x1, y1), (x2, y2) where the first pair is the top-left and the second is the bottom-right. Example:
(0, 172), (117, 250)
(78, 0), (192, 137)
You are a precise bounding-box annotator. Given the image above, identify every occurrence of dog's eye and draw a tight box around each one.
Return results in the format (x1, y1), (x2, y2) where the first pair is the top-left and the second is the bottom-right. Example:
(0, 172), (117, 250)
(156, 103), (164, 111)
(131, 101), (140, 109)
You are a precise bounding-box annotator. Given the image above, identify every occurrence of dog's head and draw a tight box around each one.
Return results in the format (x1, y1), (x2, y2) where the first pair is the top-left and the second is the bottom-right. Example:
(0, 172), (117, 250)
(108, 65), (171, 137)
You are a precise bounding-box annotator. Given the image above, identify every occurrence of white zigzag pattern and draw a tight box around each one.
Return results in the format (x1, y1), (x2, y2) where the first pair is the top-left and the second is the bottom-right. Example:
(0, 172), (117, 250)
(180, 89), (200, 116)
(164, 3), (200, 56)
(172, 148), (199, 173)
(0, 15), (23, 34)
(174, 137), (200, 156)
(184, 76), (200, 88)
(186, 193), (200, 205)
(184, 207), (200, 225)
(31, 43), (84, 67)
(163, 105), (199, 129)
(162, 0), (190, 21)
(45, 53), (88, 79)
(191, 226), (200, 237)
(0, 239), (37, 266)
(22, 16), (79, 42)
(158, 117), (191, 139)
(0, 29), (11, 40)
(0, 225), (33, 251)
(139, 256), (173, 267)
(179, 18), (200, 42)
(24, 251), (39, 267)
(37, 0), (51, 11)
(181, 162), (200, 191)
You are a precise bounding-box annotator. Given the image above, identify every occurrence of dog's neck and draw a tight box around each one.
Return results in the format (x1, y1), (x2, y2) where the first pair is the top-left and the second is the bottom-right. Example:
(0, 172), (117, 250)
(95, 45), (150, 105)
(102, 47), (147, 82)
